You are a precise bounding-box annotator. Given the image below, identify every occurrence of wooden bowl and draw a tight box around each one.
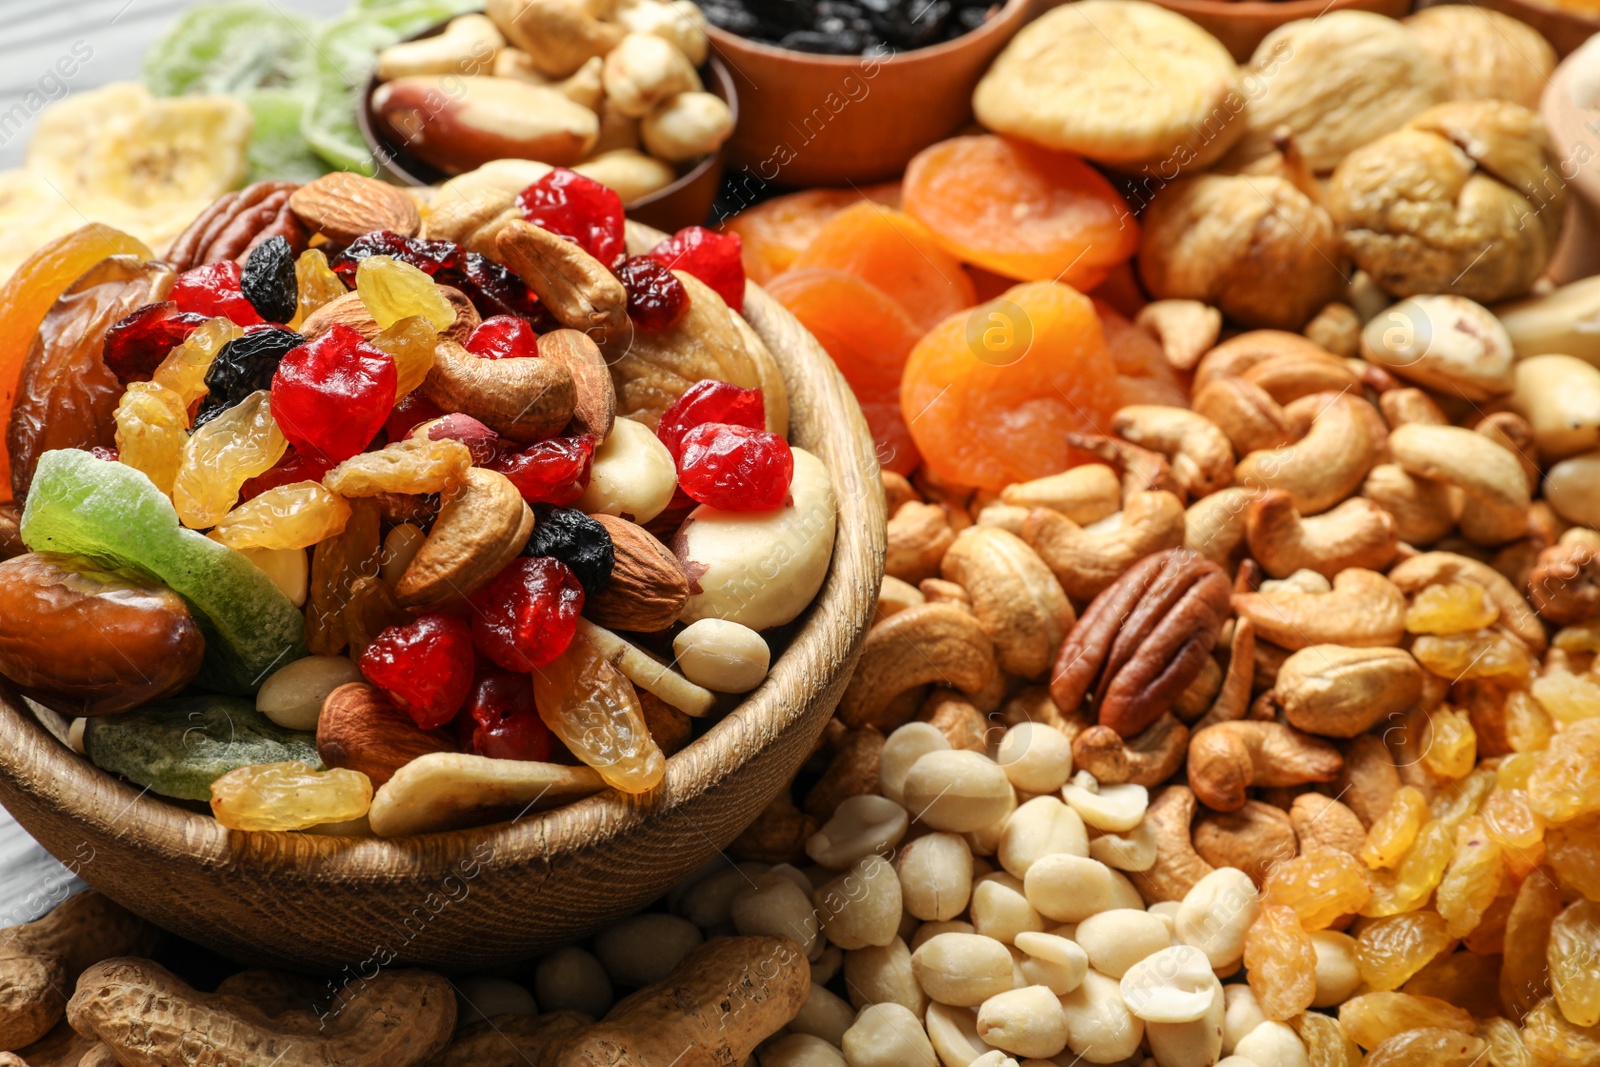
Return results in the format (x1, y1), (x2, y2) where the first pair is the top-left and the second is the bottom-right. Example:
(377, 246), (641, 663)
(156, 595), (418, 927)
(1542, 35), (1600, 283)
(706, 0), (1031, 188)
(1481, 0), (1600, 57)
(0, 225), (885, 971)
(1144, 0), (1413, 62)
(357, 25), (737, 232)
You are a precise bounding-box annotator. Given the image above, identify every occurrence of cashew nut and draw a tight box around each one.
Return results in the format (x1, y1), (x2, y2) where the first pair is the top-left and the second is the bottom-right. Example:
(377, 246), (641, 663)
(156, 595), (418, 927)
(1304, 302), (1362, 358)
(1129, 785), (1214, 904)
(999, 464), (1121, 524)
(1023, 490), (1187, 600)
(886, 501), (956, 585)
(1387, 550), (1546, 652)
(941, 527), (1074, 679)
(1232, 566), (1406, 650)
(1387, 423), (1530, 545)
(1335, 734), (1402, 828)
(1275, 645), (1423, 737)
(1241, 351), (1365, 405)
(496, 219), (628, 339)
(1245, 490), (1398, 578)
(1184, 486), (1257, 566)
(1192, 377), (1296, 456)
(1070, 715), (1189, 787)
(1193, 618), (1255, 731)
(376, 14), (504, 81)
(1289, 793), (1366, 857)
(1475, 411), (1541, 491)
(420, 338), (575, 444)
(1070, 433), (1184, 500)
(395, 468), (533, 606)
(1111, 406), (1236, 498)
(1194, 331), (1335, 388)
(486, 0), (625, 77)
(1186, 721), (1343, 812)
(1193, 802), (1297, 886)
(1235, 393), (1378, 514)
(1135, 300), (1222, 372)
(837, 604), (997, 730)
(1361, 463), (1455, 545)
(1378, 387), (1447, 429)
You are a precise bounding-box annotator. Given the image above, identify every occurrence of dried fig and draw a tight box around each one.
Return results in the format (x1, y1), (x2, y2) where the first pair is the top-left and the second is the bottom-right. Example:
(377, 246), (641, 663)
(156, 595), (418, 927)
(1404, 6), (1555, 110)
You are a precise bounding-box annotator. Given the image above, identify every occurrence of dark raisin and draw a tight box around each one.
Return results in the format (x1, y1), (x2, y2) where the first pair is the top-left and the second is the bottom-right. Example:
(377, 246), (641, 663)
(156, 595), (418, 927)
(240, 236), (299, 324)
(617, 256), (689, 331)
(441, 252), (558, 330)
(102, 302), (209, 385)
(330, 231), (461, 283)
(522, 505), (614, 596)
(194, 324), (305, 427)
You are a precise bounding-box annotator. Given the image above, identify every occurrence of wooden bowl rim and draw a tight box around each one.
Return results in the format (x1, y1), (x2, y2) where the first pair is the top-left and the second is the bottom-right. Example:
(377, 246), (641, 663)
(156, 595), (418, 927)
(0, 225), (882, 889)
(357, 21), (738, 201)
(705, 0), (1030, 69)
(1153, 0), (1407, 19)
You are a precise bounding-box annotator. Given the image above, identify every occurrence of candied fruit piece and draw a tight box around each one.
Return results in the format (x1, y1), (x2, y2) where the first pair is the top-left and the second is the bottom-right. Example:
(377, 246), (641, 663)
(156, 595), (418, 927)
(1422, 707), (1479, 779)
(1501, 870), (1563, 1021)
(656, 379), (765, 460)
(209, 481), (351, 552)
(151, 316), (242, 407)
(461, 671), (553, 761)
(1338, 991), (1475, 1049)
(1244, 903), (1317, 1020)
(720, 187), (895, 284)
(172, 390), (290, 529)
(385, 391), (445, 443)
(1532, 669), (1600, 725)
(1546, 813), (1600, 901)
(330, 231), (459, 282)
(532, 624), (663, 794)
(1356, 911), (1455, 991)
(102, 302), (208, 384)
(1361, 1027), (1485, 1067)
(194, 325), (305, 428)
(1484, 788), (1546, 852)
(517, 168), (625, 267)
(270, 324), (396, 466)
(241, 235), (298, 324)
(360, 614), (475, 730)
(902, 135), (1139, 288)
(524, 505), (613, 596)
(469, 556), (585, 673)
(171, 260), (263, 326)
(114, 381), (189, 496)
(355, 255), (456, 333)
(288, 248), (347, 331)
(489, 435), (595, 506)
(901, 280), (1120, 490)
(1529, 720), (1600, 823)
(618, 256), (689, 331)
(1523, 997), (1600, 1067)
(209, 761), (371, 831)
(1437, 816), (1506, 937)
(368, 315), (438, 399)
(677, 423), (793, 512)
(238, 447), (331, 504)
(648, 225), (745, 313)
(1363, 786), (1430, 869)
(1550, 899), (1600, 1027)
(1402, 950), (1504, 1019)
(465, 315), (538, 360)
(1413, 630), (1534, 684)
(324, 437), (471, 497)
(1407, 582), (1499, 635)
(1262, 848), (1372, 930)
(791, 202), (975, 333)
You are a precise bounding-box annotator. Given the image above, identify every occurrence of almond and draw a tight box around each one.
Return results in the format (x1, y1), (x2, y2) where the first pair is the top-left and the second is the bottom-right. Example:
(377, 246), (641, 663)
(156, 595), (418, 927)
(586, 513), (687, 632)
(300, 290), (379, 340)
(316, 682), (455, 786)
(288, 172), (421, 243)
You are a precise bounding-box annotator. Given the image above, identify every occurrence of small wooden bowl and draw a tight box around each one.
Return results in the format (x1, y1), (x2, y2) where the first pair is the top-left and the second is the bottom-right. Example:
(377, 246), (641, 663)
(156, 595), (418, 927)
(706, 0), (1031, 188)
(0, 225), (885, 971)
(1481, 0), (1600, 57)
(358, 27), (737, 233)
(1542, 35), (1600, 283)
(1146, 0), (1413, 62)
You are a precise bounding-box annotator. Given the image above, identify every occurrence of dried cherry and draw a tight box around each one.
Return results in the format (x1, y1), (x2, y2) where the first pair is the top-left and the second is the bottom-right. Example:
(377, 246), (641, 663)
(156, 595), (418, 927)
(240, 236), (299, 324)
(489, 434), (596, 505)
(194, 324), (305, 428)
(460, 671), (555, 762)
(330, 231), (459, 282)
(465, 315), (538, 360)
(656, 379), (765, 459)
(469, 556), (586, 672)
(516, 168), (626, 267)
(677, 423), (793, 511)
(237, 446), (332, 503)
(617, 256), (689, 331)
(86, 445), (119, 462)
(102, 302), (209, 385)
(359, 614), (475, 729)
(170, 260), (263, 326)
(524, 505), (615, 595)
(385, 391), (445, 443)
(649, 226), (746, 312)
(270, 323), (397, 466)
(440, 252), (549, 325)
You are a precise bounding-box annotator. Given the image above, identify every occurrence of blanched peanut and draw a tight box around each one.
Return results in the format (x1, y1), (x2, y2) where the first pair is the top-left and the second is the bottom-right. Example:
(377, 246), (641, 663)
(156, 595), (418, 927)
(808, 795), (908, 870)
(1232, 1020), (1308, 1067)
(970, 872), (1044, 945)
(256, 655), (363, 730)
(760, 1034), (845, 1067)
(1059, 970), (1144, 1062)
(577, 415), (677, 524)
(534, 945), (613, 1018)
(642, 91), (735, 162)
(842, 938), (926, 1015)
(1174, 867), (1260, 969)
(813, 855), (902, 949)
(672, 618), (770, 693)
(592, 912), (702, 985)
(1118, 945), (1217, 1023)
(732, 873), (819, 955)
(841, 1003), (937, 1067)
(617, 0), (709, 63)
(924, 1002), (991, 1067)
(976, 985), (1069, 1059)
(1022, 854), (1144, 922)
(897, 832), (973, 921)
(911, 932), (1015, 1006)
(1074, 909), (1174, 979)
(1308, 930), (1362, 1007)
(911, 919), (974, 951)
(1544, 450), (1600, 529)
(880, 723), (951, 806)
(674, 861), (770, 927)
(1012, 930), (1087, 995)
(603, 33), (699, 117)
(790, 982), (858, 1046)
(998, 796), (1089, 877)
(1144, 973), (1224, 1067)
(1088, 819), (1158, 871)
(1221, 983), (1267, 1053)
(1061, 773), (1148, 832)
(902, 751), (1015, 832)
(995, 722), (1073, 794)
(969, 1053), (1020, 1067)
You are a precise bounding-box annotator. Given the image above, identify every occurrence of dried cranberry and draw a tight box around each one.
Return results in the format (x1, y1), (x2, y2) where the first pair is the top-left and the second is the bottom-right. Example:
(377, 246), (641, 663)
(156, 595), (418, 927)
(360, 614), (475, 729)
(385, 391), (445, 442)
(649, 227), (746, 312)
(237, 446), (332, 503)
(677, 423), (793, 511)
(270, 323), (398, 466)
(466, 315), (539, 359)
(524, 505), (614, 595)
(86, 445), (119, 462)
(516, 168), (625, 267)
(490, 435), (595, 505)
(102, 302), (209, 385)
(441, 252), (546, 323)
(469, 557), (585, 672)
(194, 324), (305, 428)
(422, 412), (500, 464)
(330, 231), (460, 282)
(171, 260), (264, 326)
(240, 235), (299, 324)
(460, 671), (554, 761)
(617, 256), (689, 331)
(656, 379), (766, 459)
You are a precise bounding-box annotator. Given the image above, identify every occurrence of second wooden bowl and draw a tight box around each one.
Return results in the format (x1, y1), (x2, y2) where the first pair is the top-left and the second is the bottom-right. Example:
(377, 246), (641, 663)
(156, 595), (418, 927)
(1147, 0), (1412, 61)
(0, 224), (886, 971)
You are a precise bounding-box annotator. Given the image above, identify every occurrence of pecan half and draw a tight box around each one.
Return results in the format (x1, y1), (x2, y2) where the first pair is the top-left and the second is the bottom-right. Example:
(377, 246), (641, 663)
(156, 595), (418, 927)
(165, 181), (307, 271)
(1529, 540), (1600, 625)
(1049, 547), (1232, 738)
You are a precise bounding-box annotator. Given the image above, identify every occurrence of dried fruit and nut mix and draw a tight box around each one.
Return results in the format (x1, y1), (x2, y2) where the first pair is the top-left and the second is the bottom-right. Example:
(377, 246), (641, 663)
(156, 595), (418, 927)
(0, 165), (839, 837)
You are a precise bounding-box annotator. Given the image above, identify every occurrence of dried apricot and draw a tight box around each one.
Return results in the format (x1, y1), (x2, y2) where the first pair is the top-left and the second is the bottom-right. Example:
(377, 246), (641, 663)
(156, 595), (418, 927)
(900, 280), (1120, 490)
(790, 202), (975, 333)
(720, 185), (897, 284)
(1096, 300), (1188, 409)
(902, 135), (1139, 288)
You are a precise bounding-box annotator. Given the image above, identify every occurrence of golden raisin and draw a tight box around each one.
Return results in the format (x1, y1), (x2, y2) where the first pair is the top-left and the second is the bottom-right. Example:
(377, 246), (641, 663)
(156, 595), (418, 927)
(1406, 582), (1498, 635)
(1500, 870), (1563, 1021)
(1365, 821), (1455, 917)
(1421, 707), (1478, 780)
(1549, 899), (1600, 1028)
(1545, 813), (1600, 901)
(368, 316), (438, 400)
(1262, 849), (1372, 930)
(1437, 816), (1506, 938)
(1244, 903), (1317, 1020)
(1403, 950), (1502, 1018)
(208, 482), (352, 552)
(1338, 991), (1475, 1049)
(1506, 690), (1556, 753)
(1522, 997), (1600, 1067)
(323, 437), (472, 497)
(209, 760), (372, 831)
(1532, 669), (1600, 726)
(1356, 911), (1455, 991)
(1477, 1015), (1534, 1067)
(1529, 720), (1600, 824)
(1363, 786), (1431, 870)
(1361, 1027), (1485, 1067)
(1413, 630), (1534, 685)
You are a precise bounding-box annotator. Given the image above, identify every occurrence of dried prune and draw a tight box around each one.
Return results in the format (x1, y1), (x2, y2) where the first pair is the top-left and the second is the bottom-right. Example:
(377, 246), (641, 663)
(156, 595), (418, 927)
(102, 302), (208, 385)
(524, 505), (615, 596)
(194, 324), (305, 428)
(241, 236), (299, 324)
